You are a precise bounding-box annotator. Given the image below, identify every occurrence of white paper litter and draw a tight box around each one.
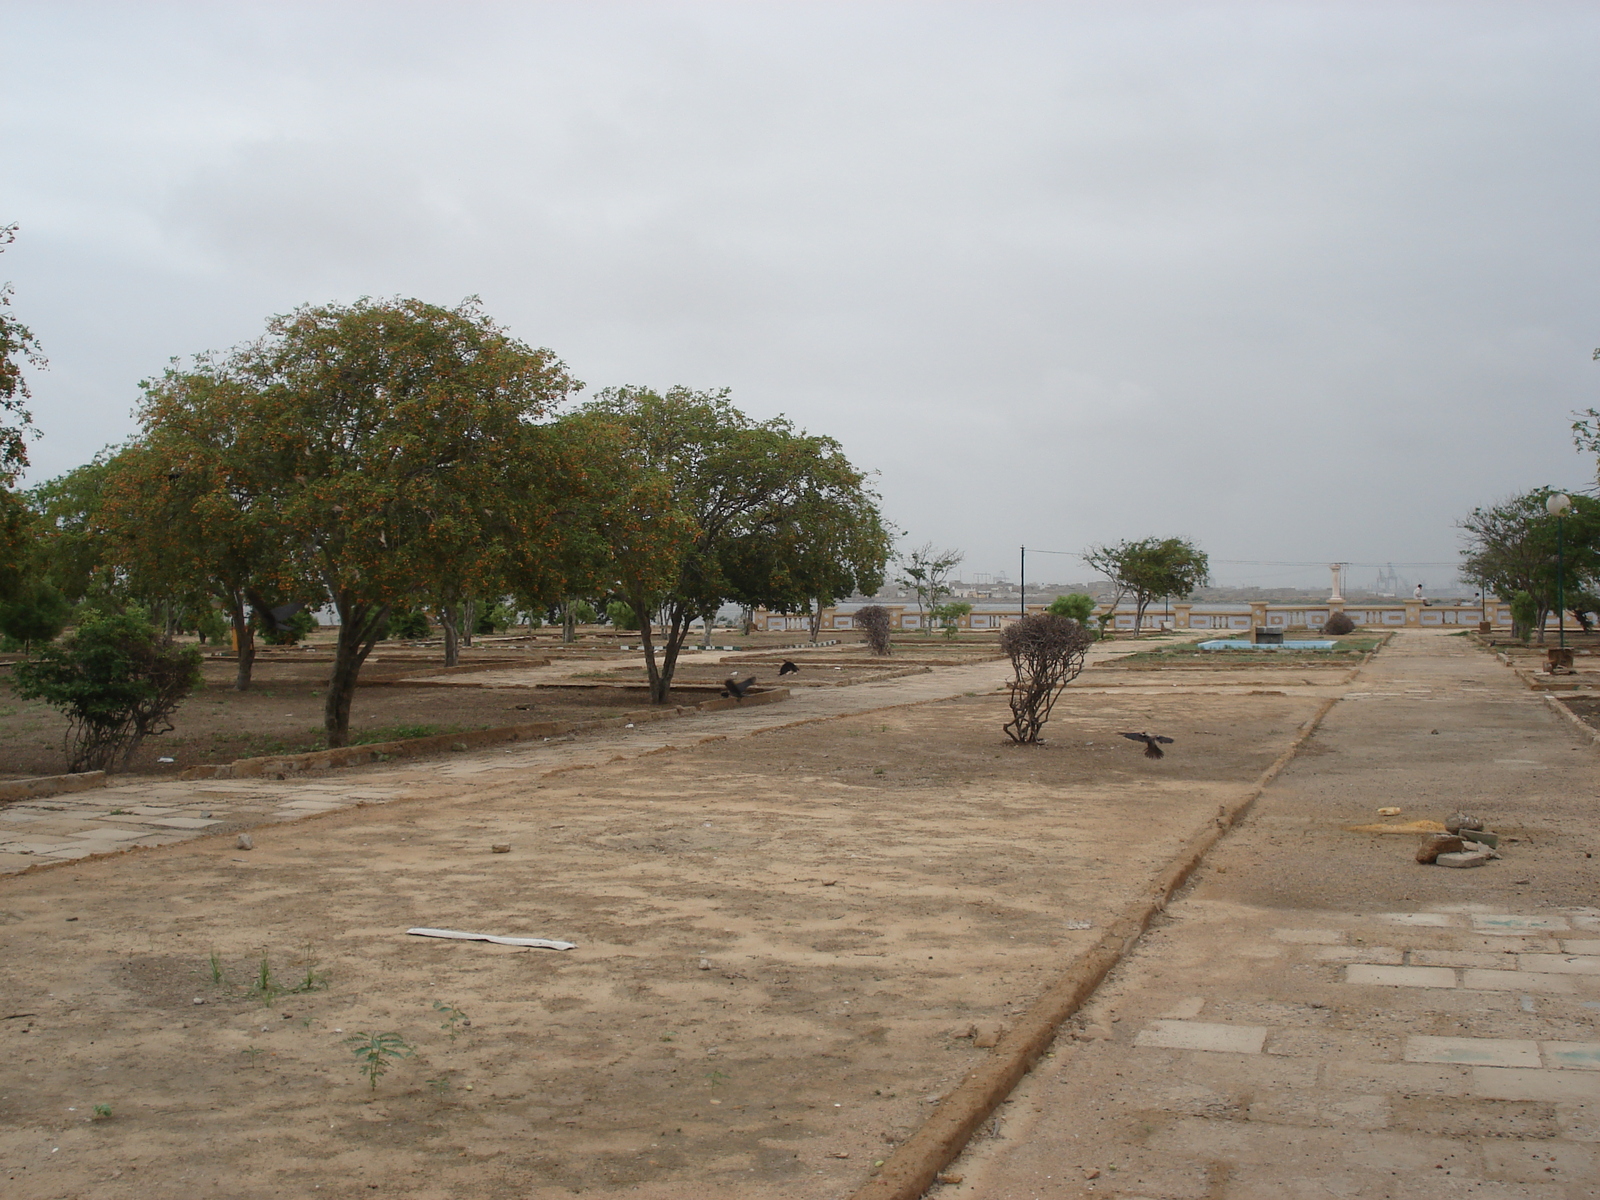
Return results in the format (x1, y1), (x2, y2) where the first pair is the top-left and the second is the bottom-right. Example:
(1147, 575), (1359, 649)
(406, 927), (576, 950)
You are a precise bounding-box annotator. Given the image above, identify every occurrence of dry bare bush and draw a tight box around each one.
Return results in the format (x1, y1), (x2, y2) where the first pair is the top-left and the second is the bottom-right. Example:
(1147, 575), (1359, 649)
(855, 605), (892, 656)
(1001, 613), (1094, 745)
(1322, 611), (1356, 635)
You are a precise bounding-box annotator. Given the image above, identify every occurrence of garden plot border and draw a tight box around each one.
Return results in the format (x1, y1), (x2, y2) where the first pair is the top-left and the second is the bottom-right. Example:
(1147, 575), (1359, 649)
(178, 687), (792, 780)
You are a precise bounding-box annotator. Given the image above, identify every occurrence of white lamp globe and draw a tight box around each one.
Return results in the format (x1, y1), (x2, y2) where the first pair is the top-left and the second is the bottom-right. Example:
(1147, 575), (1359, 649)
(1547, 493), (1573, 516)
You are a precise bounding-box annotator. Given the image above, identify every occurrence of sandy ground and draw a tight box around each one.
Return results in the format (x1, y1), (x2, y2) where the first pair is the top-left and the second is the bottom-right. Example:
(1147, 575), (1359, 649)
(0, 676), (1322, 1200)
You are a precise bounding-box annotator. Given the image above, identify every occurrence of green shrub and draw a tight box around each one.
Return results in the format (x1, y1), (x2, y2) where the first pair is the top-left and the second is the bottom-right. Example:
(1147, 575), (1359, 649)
(385, 607), (430, 640)
(475, 600), (517, 635)
(605, 600), (638, 630)
(10, 609), (203, 771)
(261, 608), (317, 646)
(568, 599), (597, 625)
(1510, 591), (1538, 643)
(192, 606), (230, 646)
(1047, 593), (1097, 622)
(0, 580), (71, 651)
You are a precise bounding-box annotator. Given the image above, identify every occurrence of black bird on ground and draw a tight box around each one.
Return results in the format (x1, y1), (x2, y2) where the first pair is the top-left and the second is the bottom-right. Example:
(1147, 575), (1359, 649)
(722, 676), (757, 700)
(778, 660), (799, 676)
(1122, 732), (1175, 759)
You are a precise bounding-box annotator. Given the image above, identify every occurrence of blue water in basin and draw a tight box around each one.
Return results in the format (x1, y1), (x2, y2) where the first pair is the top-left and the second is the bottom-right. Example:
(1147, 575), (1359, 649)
(1198, 639), (1338, 651)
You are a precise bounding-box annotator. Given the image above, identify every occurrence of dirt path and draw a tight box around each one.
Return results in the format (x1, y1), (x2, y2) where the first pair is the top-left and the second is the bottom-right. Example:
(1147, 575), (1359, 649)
(0, 637), (1340, 1200)
(946, 629), (1600, 1198)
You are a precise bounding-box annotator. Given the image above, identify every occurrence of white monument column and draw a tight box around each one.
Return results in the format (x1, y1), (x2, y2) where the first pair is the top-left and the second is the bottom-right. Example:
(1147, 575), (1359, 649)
(1328, 563), (1345, 604)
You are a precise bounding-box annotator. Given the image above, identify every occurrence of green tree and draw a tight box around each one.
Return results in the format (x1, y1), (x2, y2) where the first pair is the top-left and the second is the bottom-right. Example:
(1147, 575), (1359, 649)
(0, 578), (71, 650)
(1047, 593), (1097, 622)
(1459, 489), (1600, 644)
(568, 386), (887, 703)
(1084, 537), (1210, 635)
(219, 297), (579, 746)
(723, 481), (893, 643)
(0, 224), (42, 487)
(896, 543), (963, 634)
(605, 599), (639, 630)
(95, 366), (294, 689)
(933, 599), (972, 638)
(11, 609), (202, 772)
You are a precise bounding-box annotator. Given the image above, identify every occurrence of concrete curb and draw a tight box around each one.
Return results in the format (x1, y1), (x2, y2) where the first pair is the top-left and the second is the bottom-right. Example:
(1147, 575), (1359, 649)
(849, 693), (1343, 1200)
(1540, 692), (1600, 745)
(0, 770), (108, 805)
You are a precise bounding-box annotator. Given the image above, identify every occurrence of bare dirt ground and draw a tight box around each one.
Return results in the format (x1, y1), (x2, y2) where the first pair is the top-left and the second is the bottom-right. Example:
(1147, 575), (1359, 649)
(0, 653), (718, 779)
(0, 682), (1322, 1200)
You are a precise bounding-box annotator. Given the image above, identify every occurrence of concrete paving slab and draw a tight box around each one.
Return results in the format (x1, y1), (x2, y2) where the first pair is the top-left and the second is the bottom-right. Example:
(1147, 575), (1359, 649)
(1474, 914), (1572, 933)
(1404, 1036), (1541, 1067)
(1133, 1020), (1268, 1054)
(1473, 1067), (1600, 1102)
(1543, 1041), (1600, 1070)
(1345, 963), (1458, 988)
(1461, 968), (1576, 994)
(1519, 953), (1600, 974)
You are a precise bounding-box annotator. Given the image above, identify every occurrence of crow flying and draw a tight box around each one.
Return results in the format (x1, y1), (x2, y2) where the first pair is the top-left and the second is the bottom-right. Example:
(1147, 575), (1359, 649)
(1122, 732), (1175, 759)
(722, 676), (757, 700)
(778, 660), (799, 676)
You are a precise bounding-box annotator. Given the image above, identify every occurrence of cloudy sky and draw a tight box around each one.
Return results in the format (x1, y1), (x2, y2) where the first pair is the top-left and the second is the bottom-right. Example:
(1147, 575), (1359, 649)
(4, 1), (1597, 591)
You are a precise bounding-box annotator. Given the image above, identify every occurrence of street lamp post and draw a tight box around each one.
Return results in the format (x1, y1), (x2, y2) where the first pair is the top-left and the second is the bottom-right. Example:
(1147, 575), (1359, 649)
(1547, 493), (1572, 654)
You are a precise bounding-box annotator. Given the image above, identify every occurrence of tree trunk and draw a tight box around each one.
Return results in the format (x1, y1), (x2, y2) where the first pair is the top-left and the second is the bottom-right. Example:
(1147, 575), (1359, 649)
(230, 597), (255, 691)
(701, 609), (716, 649)
(809, 598), (823, 643)
(440, 605), (460, 668)
(635, 594), (691, 704)
(462, 598), (475, 647)
(324, 598), (390, 748)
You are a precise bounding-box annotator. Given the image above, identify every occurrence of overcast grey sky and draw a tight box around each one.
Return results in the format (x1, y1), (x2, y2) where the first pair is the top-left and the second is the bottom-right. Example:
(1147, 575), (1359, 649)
(4, 1), (1597, 590)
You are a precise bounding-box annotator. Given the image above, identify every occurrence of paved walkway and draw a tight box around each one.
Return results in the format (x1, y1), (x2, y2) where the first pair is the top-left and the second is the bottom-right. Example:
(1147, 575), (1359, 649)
(947, 630), (1600, 1198)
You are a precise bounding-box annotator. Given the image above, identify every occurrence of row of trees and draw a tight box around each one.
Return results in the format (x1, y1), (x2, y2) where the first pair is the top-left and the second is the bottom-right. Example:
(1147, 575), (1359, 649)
(3, 294), (892, 746)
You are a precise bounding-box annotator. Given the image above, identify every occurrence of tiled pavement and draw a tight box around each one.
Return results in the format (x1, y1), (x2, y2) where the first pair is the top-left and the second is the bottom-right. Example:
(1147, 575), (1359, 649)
(950, 902), (1600, 1199)
(946, 631), (1600, 1198)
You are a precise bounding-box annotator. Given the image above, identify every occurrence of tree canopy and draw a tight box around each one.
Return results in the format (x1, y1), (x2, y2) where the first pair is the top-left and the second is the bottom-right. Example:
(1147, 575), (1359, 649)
(566, 386), (890, 702)
(896, 543), (963, 633)
(0, 224), (42, 487)
(1084, 536), (1209, 634)
(1459, 488), (1600, 642)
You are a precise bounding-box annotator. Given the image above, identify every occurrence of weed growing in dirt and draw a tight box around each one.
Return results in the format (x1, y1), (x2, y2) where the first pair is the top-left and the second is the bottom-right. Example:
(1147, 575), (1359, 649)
(241, 1045), (265, 1068)
(344, 1031), (414, 1090)
(202, 947), (329, 1003)
(427, 1077), (451, 1095)
(433, 1001), (470, 1039)
(92, 1104), (112, 1120)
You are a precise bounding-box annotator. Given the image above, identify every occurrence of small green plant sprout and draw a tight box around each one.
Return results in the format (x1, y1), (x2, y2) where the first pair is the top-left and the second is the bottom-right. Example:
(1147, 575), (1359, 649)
(288, 944), (328, 994)
(433, 1001), (470, 1039)
(241, 1045), (265, 1069)
(92, 1103), (113, 1120)
(206, 949), (226, 987)
(344, 1031), (414, 1090)
(251, 955), (276, 1002)
(705, 1069), (727, 1088)
(427, 1077), (451, 1095)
